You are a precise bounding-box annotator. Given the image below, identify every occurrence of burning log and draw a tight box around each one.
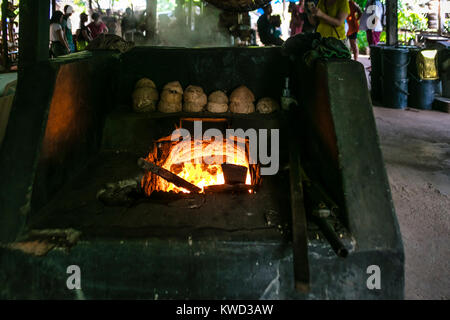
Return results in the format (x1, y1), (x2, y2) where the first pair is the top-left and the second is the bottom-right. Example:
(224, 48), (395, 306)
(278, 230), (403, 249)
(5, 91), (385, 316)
(138, 158), (202, 193)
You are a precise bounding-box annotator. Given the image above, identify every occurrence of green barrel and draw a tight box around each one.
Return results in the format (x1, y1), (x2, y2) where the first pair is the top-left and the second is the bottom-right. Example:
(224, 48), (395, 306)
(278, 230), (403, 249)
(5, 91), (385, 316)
(408, 79), (436, 110)
(439, 48), (450, 98)
(381, 46), (410, 109)
(407, 47), (436, 110)
(369, 45), (384, 104)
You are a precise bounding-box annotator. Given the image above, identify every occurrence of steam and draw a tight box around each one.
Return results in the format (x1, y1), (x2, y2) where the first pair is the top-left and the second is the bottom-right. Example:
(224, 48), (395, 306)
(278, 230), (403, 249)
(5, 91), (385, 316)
(156, 4), (231, 47)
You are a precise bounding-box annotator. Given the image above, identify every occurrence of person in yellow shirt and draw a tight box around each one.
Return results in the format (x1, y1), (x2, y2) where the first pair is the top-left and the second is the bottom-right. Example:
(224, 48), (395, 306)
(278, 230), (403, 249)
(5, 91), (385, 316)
(307, 0), (350, 40)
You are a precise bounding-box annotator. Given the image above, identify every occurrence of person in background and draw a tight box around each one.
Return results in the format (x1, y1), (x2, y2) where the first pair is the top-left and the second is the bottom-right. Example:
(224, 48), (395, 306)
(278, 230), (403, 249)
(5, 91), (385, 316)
(49, 10), (70, 57)
(289, 1), (305, 36)
(103, 9), (118, 35)
(257, 4), (284, 46)
(359, 0), (384, 46)
(302, 0), (319, 33)
(62, 5), (75, 53)
(121, 7), (138, 41)
(75, 12), (92, 51)
(347, 0), (362, 60)
(88, 12), (108, 39)
(307, 0), (350, 41)
(270, 15), (283, 39)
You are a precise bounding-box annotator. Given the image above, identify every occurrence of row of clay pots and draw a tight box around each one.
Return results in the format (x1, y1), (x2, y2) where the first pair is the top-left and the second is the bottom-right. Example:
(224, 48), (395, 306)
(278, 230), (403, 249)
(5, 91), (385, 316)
(132, 78), (279, 114)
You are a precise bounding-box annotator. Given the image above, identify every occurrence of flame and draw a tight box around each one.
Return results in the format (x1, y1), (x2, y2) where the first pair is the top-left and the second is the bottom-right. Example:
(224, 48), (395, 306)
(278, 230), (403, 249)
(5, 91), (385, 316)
(146, 138), (252, 194)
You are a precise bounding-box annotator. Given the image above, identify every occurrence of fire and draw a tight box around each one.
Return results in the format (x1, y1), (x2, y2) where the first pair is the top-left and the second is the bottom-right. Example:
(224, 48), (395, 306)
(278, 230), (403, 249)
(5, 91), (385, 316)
(144, 138), (252, 194)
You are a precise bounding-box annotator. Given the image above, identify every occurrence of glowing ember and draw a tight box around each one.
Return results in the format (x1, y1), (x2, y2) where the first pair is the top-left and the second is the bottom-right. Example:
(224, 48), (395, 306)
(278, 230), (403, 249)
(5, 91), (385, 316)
(143, 138), (252, 194)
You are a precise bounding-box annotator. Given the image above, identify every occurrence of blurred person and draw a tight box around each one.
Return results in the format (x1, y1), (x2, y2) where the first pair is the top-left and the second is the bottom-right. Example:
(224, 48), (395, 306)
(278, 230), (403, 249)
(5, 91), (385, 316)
(62, 5), (75, 52)
(302, 0), (319, 33)
(307, 0), (350, 41)
(103, 9), (118, 35)
(88, 12), (108, 39)
(257, 4), (283, 46)
(121, 7), (138, 41)
(270, 15), (283, 39)
(359, 0), (385, 46)
(347, 0), (362, 60)
(289, 1), (305, 36)
(49, 10), (70, 57)
(75, 12), (92, 51)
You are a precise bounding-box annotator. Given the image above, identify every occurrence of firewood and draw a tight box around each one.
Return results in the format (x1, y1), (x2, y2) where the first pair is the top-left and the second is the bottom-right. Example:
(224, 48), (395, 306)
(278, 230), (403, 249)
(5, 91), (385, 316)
(221, 164), (248, 185)
(137, 158), (202, 193)
(204, 184), (253, 194)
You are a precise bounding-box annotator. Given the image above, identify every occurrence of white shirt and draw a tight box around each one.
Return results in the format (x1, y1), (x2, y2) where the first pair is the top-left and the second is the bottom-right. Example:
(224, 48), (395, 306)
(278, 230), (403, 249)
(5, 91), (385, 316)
(359, 1), (384, 32)
(50, 23), (62, 42)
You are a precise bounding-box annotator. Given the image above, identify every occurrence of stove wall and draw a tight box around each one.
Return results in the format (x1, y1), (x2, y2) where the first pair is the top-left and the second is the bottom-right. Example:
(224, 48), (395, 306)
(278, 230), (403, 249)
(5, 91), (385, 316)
(117, 47), (289, 107)
(0, 52), (118, 240)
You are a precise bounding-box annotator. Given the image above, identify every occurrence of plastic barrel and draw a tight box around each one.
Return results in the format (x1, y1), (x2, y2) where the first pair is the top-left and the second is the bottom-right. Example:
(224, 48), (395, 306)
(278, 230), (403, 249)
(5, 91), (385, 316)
(408, 79), (435, 110)
(369, 45), (383, 103)
(439, 48), (450, 98)
(407, 47), (435, 110)
(381, 46), (410, 109)
(406, 46), (420, 78)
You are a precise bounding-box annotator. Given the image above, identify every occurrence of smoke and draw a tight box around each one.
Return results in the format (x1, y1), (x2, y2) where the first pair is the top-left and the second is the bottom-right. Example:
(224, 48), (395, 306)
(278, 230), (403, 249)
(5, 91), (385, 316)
(155, 4), (232, 47)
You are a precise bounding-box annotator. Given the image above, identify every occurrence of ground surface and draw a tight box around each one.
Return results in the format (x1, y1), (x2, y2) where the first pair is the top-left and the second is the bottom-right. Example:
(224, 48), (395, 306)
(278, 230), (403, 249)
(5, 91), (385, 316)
(374, 106), (449, 300)
(359, 55), (449, 299)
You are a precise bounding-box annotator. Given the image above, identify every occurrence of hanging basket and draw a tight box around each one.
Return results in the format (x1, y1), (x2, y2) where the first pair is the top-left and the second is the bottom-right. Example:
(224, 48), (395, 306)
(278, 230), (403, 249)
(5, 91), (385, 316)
(204, 0), (272, 12)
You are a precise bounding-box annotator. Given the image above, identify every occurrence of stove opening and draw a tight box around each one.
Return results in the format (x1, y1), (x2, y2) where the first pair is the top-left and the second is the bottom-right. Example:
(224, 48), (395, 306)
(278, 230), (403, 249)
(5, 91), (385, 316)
(141, 120), (261, 196)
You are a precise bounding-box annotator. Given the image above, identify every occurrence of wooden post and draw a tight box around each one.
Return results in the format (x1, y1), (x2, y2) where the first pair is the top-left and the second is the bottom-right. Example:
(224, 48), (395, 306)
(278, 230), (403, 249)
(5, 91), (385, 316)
(386, 0), (398, 46)
(146, 0), (157, 40)
(18, 0), (50, 69)
(438, 0), (446, 35)
(1, 0), (9, 71)
(188, 0), (192, 30)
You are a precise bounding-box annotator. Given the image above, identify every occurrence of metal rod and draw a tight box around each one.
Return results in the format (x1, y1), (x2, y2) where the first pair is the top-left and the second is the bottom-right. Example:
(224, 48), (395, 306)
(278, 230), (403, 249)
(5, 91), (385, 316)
(313, 216), (348, 258)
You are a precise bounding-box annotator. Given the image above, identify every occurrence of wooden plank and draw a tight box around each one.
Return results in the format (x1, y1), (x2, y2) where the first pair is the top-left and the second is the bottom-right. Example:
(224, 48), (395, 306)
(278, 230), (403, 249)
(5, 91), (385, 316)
(289, 136), (310, 292)
(137, 158), (202, 193)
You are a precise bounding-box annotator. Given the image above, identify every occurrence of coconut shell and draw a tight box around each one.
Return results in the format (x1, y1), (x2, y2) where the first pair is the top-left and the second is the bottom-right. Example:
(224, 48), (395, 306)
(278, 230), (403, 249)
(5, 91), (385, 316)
(256, 97), (279, 114)
(207, 91), (228, 112)
(229, 85), (255, 103)
(183, 85), (207, 112)
(229, 101), (255, 114)
(208, 91), (228, 104)
(132, 87), (159, 112)
(184, 102), (205, 113)
(163, 81), (183, 95)
(207, 102), (229, 113)
(158, 89), (183, 113)
(135, 78), (156, 89)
